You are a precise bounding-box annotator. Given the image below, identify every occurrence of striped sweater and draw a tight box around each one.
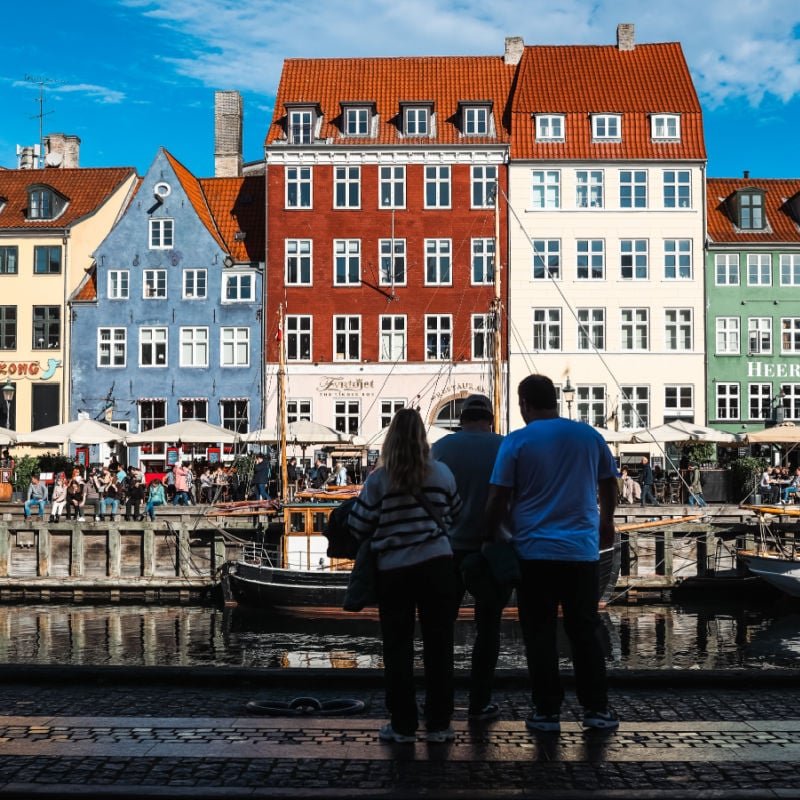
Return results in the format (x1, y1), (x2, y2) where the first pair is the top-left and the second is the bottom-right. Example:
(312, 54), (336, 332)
(348, 460), (462, 571)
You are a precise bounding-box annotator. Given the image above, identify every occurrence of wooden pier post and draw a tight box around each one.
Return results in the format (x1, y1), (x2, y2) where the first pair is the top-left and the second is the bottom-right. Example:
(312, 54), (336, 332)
(0, 523), (9, 578)
(37, 526), (50, 577)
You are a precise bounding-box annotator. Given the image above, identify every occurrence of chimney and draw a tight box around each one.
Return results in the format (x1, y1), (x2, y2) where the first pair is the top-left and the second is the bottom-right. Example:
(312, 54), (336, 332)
(743, 170), (750, 179)
(44, 134), (81, 168)
(16, 145), (39, 170)
(616, 23), (635, 51)
(504, 36), (524, 66)
(214, 90), (243, 178)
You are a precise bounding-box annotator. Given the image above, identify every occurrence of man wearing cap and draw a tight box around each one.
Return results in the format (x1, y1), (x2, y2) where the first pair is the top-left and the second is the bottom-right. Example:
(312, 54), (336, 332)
(432, 393), (505, 721)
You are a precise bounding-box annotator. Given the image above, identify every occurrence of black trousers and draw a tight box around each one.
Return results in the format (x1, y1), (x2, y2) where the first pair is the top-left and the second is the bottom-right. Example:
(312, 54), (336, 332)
(377, 555), (455, 735)
(452, 550), (511, 713)
(517, 559), (609, 715)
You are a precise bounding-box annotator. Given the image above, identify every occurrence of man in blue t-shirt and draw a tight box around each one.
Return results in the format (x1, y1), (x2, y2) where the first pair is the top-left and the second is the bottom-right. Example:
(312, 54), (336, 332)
(486, 374), (619, 733)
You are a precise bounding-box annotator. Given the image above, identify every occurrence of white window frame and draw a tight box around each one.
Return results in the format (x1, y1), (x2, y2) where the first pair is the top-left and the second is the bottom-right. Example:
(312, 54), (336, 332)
(286, 315), (312, 362)
(143, 269), (167, 299)
(577, 385), (607, 427)
(665, 385), (694, 419)
(652, 114), (680, 140)
(287, 398), (312, 424)
(333, 315), (361, 362)
(531, 170), (560, 209)
(535, 115), (564, 141)
(471, 313), (492, 361)
(182, 269), (207, 300)
(380, 315), (406, 362)
(98, 327), (126, 367)
(333, 239), (361, 286)
(334, 399), (361, 436)
(424, 165), (451, 209)
(288, 109), (314, 144)
(107, 270), (129, 300)
(781, 318), (800, 354)
(343, 107), (370, 136)
(663, 169), (691, 208)
(404, 107), (429, 136)
(620, 308), (649, 351)
(620, 239), (648, 280)
(379, 239), (406, 286)
(379, 166), (405, 209)
(222, 272), (255, 302)
(471, 238), (495, 285)
(715, 254), (740, 286)
(577, 308), (605, 351)
(139, 326), (168, 368)
(471, 165), (497, 209)
(532, 239), (560, 280)
(716, 317), (740, 355)
(380, 399), (405, 429)
(425, 239), (452, 285)
(533, 308), (561, 351)
(749, 383), (772, 421)
(463, 105), (490, 135)
(333, 166), (360, 209)
(220, 327), (249, 367)
(575, 170), (604, 209)
(180, 327), (209, 368)
(747, 253), (772, 286)
(782, 384), (800, 421)
(577, 239), (605, 280)
(149, 219), (173, 249)
(425, 314), (452, 361)
(716, 383), (740, 421)
(748, 317), (772, 355)
(620, 385), (650, 429)
(286, 239), (312, 286)
(780, 254), (800, 286)
(619, 170), (647, 208)
(665, 308), (693, 351)
(286, 166), (312, 208)
(664, 239), (692, 280)
(592, 114), (621, 140)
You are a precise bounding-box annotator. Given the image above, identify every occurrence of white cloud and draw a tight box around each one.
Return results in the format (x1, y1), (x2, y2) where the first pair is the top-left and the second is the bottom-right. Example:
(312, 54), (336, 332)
(118, 0), (800, 106)
(12, 79), (125, 105)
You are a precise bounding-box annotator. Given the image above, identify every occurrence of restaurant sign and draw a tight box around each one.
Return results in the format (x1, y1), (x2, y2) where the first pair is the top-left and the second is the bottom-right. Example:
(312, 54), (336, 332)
(748, 361), (800, 379)
(317, 377), (376, 397)
(0, 358), (61, 380)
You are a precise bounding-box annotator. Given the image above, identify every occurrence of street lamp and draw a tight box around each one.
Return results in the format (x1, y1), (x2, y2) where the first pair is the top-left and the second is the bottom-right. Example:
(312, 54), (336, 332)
(103, 401), (114, 423)
(2, 382), (14, 429)
(563, 377), (575, 420)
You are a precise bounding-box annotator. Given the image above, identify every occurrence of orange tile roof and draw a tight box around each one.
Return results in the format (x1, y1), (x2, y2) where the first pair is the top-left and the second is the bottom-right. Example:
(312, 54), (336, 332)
(707, 178), (800, 243)
(200, 175), (265, 263)
(0, 167), (136, 230)
(72, 265), (98, 303)
(266, 56), (517, 146)
(511, 43), (705, 160)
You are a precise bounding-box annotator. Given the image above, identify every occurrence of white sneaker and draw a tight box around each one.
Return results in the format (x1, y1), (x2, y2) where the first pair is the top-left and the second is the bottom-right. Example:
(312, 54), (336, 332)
(378, 723), (416, 743)
(77, 516), (85, 522)
(425, 727), (455, 743)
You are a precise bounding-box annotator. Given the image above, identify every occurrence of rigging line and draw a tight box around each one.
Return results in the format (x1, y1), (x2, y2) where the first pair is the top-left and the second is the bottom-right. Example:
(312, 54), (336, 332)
(508, 314), (540, 376)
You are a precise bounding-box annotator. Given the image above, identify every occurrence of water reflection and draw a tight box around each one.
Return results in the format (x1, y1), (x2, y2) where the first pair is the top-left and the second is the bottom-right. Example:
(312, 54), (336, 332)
(0, 602), (796, 669)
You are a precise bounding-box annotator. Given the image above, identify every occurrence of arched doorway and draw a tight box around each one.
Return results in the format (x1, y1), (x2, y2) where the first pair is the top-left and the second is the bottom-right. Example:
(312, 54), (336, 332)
(431, 395), (470, 431)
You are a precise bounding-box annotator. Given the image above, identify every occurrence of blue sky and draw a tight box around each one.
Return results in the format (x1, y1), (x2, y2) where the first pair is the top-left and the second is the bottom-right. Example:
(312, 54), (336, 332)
(2, 0), (799, 178)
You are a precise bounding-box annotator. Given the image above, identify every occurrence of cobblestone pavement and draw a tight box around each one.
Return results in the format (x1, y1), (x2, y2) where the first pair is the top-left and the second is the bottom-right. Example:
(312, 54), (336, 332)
(0, 668), (799, 798)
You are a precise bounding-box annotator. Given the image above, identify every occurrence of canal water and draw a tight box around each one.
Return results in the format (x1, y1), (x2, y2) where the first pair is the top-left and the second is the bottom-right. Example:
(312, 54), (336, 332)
(0, 601), (798, 670)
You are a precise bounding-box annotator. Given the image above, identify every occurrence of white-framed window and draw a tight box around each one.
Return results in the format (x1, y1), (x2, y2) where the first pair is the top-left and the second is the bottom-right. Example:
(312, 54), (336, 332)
(334, 166), (360, 208)
(738, 190), (765, 230)
(576, 170), (603, 208)
(577, 386), (606, 427)
(28, 187), (56, 219)
(140, 327), (167, 367)
(577, 239), (604, 280)
(139, 399), (166, 433)
(424, 165), (450, 208)
(652, 114), (680, 140)
(716, 317), (740, 354)
(221, 399), (249, 434)
(620, 239), (648, 280)
(619, 170), (647, 208)
(344, 107), (370, 136)
(380, 315), (406, 362)
(404, 107), (429, 136)
(532, 239), (560, 280)
(533, 308), (561, 351)
(472, 313), (492, 360)
(620, 385), (650, 428)
(98, 327), (126, 367)
(179, 399), (207, 422)
(180, 327), (209, 367)
(665, 385), (694, 420)
(334, 315), (361, 361)
(749, 383), (772, 420)
(715, 254), (740, 286)
(286, 239), (312, 285)
(425, 239), (452, 285)
(664, 239), (692, 279)
(781, 318), (800, 354)
(663, 170), (691, 208)
(782, 384), (800, 421)
(286, 315), (312, 362)
(471, 165), (497, 208)
(380, 399), (405, 428)
(577, 308), (605, 350)
(286, 166), (312, 208)
(143, 269), (167, 299)
(621, 308), (649, 351)
(716, 383), (740, 420)
(221, 327), (249, 367)
(334, 399), (361, 435)
(463, 105), (490, 135)
(287, 398), (312, 424)
(665, 309), (693, 350)
(592, 114), (621, 140)
(379, 239), (406, 286)
(780, 254), (800, 286)
(222, 272), (255, 302)
(535, 114), (564, 141)
(531, 170), (560, 209)
(747, 253), (772, 286)
(149, 219), (173, 249)
(334, 239), (361, 285)
(425, 314), (451, 361)
(107, 270), (129, 299)
(748, 317), (772, 355)
(379, 166), (405, 208)
(183, 269), (207, 299)
(288, 109), (314, 144)
(471, 238), (495, 285)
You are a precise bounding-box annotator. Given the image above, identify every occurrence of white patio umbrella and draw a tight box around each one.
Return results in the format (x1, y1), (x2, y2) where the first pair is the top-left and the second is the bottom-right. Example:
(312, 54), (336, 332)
(16, 418), (127, 446)
(0, 426), (16, 446)
(125, 420), (239, 444)
(245, 420), (354, 445)
(591, 426), (639, 444)
(630, 420), (737, 444)
(745, 421), (800, 444)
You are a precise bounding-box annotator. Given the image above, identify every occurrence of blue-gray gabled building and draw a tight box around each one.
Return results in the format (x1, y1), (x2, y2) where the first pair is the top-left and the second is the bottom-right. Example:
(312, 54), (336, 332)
(69, 148), (264, 469)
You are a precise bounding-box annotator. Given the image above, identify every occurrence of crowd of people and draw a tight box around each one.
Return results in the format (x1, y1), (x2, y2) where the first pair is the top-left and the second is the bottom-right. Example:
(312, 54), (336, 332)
(759, 465), (800, 504)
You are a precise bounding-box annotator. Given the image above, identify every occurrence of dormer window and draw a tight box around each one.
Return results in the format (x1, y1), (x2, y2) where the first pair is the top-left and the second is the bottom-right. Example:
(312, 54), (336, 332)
(737, 189), (765, 230)
(401, 103), (433, 137)
(592, 114), (621, 141)
(286, 105), (318, 144)
(651, 114), (680, 140)
(341, 104), (373, 137)
(28, 186), (66, 220)
(535, 115), (565, 141)
(461, 103), (492, 136)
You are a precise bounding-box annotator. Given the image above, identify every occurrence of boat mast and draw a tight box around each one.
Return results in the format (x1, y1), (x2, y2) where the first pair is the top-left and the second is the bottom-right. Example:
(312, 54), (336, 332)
(277, 304), (288, 501)
(491, 180), (503, 434)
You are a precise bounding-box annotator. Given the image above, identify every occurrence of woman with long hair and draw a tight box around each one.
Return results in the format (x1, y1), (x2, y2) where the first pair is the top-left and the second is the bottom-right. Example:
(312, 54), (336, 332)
(349, 408), (462, 743)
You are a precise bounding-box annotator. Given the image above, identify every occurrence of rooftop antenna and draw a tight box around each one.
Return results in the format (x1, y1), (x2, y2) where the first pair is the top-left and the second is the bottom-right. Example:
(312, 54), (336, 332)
(23, 75), (62, 167)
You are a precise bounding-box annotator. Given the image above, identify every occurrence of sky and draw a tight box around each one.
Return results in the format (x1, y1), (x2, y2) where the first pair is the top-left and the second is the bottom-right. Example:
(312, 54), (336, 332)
(1, 0), (799, 178)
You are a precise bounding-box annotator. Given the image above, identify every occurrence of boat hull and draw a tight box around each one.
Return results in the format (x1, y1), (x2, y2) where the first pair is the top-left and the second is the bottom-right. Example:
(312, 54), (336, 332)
(738, 553), (800, 598)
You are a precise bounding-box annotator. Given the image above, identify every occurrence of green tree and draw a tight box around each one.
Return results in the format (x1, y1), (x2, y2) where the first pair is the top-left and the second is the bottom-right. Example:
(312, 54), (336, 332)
(12, 455), (40, 493)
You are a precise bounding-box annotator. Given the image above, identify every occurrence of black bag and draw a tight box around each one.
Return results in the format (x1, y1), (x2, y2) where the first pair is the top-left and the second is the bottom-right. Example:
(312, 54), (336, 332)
(324, 497), (360, 559)
(342, 539), (378, 612)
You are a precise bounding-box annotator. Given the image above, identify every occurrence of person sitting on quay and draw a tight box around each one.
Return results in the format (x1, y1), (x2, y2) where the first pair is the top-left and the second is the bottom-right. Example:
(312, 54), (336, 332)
(146, 478), (166, 521)
(65, 479), (85, 522)
(124, 474), (146, 520)
(83, 469), (104, 521)
(49, 473), (68, 522)
(781, 467), (800, 505)
(23, 475), (48, 521)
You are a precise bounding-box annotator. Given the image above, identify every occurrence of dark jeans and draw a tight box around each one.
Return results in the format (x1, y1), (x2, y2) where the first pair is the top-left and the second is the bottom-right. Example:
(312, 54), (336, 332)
(640, 483), (657, 505)
(517, 559), (609, 715)
(377, 555), (456, 735)
(452, 550), (511, 712)
(125, 500), (141, 519)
